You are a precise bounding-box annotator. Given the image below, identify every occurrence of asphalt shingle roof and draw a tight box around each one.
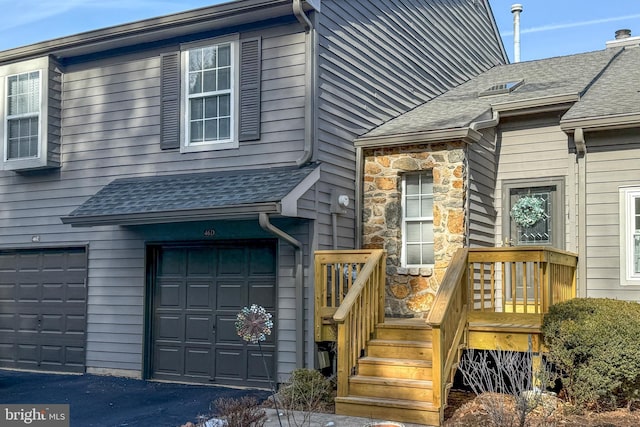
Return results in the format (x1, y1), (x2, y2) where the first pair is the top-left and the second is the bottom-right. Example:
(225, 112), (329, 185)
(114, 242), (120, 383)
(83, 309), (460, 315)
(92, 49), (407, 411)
(361, 46), (639, 138)
(65, 163), (318, 220)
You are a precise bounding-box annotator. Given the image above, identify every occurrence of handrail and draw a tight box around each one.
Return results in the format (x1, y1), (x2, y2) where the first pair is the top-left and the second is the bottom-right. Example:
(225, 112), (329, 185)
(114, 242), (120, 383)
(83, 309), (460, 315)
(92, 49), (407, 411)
(314, 250), (378, 341)
(467, 246), (577, 313)
(427, 248), (469, 413)
(332, 249), (386, 397)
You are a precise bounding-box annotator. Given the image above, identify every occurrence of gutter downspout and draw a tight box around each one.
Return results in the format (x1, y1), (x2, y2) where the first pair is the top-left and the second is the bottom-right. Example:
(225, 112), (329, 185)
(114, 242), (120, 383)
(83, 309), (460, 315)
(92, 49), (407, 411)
(293, 0), (316, 166)
(355, 146), (363, 249)
(259, 213), (305, 369)
(575, 128), (587, 298)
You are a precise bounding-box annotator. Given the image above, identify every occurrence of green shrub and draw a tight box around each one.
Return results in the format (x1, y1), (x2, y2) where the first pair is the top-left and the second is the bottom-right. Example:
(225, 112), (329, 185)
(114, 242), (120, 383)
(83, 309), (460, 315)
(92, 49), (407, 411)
(542, 298), (640, 409)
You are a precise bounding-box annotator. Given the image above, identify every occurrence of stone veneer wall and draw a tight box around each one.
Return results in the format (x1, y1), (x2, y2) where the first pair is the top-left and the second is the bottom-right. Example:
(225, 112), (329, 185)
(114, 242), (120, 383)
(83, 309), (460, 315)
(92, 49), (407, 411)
(362, 142), (466, 318)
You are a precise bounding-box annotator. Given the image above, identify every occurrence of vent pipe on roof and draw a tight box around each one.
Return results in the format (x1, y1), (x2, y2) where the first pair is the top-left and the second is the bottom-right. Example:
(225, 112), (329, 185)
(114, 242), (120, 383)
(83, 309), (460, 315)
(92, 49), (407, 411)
(511, 4), (523, 63)
(616, 29), (632, 39)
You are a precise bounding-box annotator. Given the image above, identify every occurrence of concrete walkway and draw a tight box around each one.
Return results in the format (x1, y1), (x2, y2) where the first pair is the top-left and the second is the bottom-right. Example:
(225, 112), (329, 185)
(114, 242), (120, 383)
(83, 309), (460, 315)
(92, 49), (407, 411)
(263, 408), (431, 427)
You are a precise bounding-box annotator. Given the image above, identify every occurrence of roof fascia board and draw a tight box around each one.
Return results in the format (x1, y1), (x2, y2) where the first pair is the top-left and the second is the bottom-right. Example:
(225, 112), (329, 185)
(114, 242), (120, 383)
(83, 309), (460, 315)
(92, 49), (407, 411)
(61, 202), (281, 227)
(0, 0), (294, 62)
(491, 93), (579, 114)
(560, 113), (640, 132)
(281, 165), (321, 217)
(354, 128), (482, 148)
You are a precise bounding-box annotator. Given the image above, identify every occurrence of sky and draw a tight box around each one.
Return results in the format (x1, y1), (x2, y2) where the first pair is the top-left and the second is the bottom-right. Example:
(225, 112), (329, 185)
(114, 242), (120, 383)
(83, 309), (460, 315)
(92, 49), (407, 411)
(0, 1), (639, 62)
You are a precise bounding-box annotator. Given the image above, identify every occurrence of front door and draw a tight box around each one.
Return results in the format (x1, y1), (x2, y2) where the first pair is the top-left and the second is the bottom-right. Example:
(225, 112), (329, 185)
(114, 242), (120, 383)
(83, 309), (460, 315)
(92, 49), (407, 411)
(147, 240), (276, 387)
(504, 179), (564, 248)
(502, 179), (564, 306)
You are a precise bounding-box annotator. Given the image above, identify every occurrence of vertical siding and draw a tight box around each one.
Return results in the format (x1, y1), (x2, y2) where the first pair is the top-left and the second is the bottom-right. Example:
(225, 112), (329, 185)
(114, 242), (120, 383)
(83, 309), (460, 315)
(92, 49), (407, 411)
(315, 0), (506, 252)
(494, 115), (571, 248)
(468, 128), (498, 247)
(584, 131), (640, 300)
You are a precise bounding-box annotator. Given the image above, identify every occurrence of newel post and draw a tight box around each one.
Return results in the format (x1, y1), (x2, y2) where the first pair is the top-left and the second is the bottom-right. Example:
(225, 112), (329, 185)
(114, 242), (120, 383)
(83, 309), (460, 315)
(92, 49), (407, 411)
(335, 320), (349, 397)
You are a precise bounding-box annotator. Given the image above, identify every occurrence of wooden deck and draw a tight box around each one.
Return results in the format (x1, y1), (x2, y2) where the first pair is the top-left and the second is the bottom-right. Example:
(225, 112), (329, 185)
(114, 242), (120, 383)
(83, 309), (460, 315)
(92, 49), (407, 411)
(314, 247), (578, 426)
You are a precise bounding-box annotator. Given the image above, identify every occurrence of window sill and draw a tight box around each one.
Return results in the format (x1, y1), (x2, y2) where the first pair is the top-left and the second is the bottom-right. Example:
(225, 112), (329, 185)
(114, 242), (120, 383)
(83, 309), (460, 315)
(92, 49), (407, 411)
(181, 140), (239, 153)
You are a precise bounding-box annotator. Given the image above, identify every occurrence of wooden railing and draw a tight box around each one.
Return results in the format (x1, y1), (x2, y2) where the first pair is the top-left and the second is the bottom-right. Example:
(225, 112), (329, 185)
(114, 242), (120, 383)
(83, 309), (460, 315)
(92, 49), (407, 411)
(314, 249), (386, 397)
(467, 247), (577, 314)
(426, 248), (469, 412)
(427, 246), (578, 413)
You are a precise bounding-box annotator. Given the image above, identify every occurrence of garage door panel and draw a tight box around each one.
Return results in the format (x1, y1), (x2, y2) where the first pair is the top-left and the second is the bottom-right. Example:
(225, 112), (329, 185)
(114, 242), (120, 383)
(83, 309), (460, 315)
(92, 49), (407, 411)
(248, 349), (273, 380)
(184, 347), (211, 378)
(185, 315), (211, 342)
(214, 316), (242, 344)
(153, 345), (183, 376)
(186, 281), (214, 309)
(156, 315), (183, 341)
(249, 246), (277, 275)
(187, 249), (214, 275)
(40, 314), (64, 333)
(216, 281), (245, 309)
(216, 248), (244, 276)
(158, 281), (183, 308)
(249, 281), (276, 309)
(215, 348), (245, 380)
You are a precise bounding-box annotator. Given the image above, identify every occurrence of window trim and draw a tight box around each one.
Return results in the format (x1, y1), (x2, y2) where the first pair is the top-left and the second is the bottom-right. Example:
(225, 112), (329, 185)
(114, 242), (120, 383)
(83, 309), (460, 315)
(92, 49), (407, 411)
(619, 186), (640, 285)
(401, 172), (435, 268)
(0, 56), (52, 171)
(180, 34), (240, 153)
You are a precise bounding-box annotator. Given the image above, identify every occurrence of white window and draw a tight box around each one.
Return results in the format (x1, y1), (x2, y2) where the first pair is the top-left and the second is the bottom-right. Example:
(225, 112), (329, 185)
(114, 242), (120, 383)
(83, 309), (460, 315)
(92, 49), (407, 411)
(620, 187), (640, 285)
(6, 71), (40, 160)
(0, 56), (59, 171)
(181, 35), (239, 152)
(402, 173), (435, 267)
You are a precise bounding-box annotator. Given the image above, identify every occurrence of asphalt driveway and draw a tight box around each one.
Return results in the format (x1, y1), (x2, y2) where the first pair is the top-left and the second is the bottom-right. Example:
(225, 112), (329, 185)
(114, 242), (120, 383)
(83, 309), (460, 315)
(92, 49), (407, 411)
(0, 369), (270, 427)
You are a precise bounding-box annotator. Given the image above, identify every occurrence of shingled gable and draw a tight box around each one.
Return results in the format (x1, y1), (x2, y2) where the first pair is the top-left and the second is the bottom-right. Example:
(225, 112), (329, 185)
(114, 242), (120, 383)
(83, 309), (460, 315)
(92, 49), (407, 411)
(61, 164), (320, 227)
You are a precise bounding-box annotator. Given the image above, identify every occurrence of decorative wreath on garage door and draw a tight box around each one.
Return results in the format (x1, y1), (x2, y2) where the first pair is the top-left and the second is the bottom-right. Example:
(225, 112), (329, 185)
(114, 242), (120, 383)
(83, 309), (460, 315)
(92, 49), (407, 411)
(510, 195), (545, 228)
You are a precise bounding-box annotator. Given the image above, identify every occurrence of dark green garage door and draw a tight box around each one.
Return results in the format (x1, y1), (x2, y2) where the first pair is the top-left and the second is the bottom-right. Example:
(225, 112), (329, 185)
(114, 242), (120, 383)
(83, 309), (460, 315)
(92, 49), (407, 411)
(0, 247), (87, 373)
(149, 241), (276, 387)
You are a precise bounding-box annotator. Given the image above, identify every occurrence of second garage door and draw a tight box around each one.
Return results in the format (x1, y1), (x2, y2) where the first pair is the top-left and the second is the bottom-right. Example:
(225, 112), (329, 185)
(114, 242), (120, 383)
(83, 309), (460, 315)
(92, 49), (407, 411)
(149, 241), (277, 387)
(0, 247), (88, 373)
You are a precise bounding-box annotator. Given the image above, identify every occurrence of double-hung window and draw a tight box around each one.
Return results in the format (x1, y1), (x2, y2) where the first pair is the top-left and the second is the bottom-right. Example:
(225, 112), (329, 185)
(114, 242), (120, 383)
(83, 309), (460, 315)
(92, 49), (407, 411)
(180, 35), (240, 152)
(620, 187), (640, 284)
(6, 71), (40, 160)
(402, 173), (435, 266)
(0, 56), (60, 171)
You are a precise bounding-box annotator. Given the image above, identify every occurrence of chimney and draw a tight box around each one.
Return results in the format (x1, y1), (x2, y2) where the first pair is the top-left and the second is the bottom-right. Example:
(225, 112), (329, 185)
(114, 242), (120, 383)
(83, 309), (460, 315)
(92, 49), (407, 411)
(606, 29), (640, 49)
(511, 4), (523, 63)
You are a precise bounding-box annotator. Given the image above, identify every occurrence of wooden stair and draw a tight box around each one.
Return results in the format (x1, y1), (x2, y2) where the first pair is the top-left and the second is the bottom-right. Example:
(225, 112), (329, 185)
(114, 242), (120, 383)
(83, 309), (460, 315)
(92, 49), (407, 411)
(334, 319), (442, 426)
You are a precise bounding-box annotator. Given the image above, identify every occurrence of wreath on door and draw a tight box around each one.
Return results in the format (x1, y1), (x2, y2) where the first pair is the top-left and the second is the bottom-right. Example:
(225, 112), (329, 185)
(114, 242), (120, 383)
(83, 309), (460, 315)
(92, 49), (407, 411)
(510, 195), (545, 228)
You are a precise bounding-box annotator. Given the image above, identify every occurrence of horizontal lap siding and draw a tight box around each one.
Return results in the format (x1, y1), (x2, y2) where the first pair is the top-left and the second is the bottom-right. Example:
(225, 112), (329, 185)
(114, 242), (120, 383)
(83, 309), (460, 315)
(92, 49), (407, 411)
(316, 0), (505, 251)
(495, 118), (571, 248)
(468, 129), (498, 247)
(584, 131), (640, 300)
(0, 25), (310, 375)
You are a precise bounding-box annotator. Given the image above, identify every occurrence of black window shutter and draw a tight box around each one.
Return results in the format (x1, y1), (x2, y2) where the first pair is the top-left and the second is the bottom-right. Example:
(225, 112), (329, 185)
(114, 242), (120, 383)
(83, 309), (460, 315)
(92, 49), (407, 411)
(239, 37), (262, 142)
(160, 52), (180, 150)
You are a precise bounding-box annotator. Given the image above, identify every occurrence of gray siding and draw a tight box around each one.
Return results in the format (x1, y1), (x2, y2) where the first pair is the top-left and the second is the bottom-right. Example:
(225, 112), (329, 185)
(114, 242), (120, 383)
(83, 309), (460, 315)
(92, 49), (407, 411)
(494, 115), (572, 249)
(315, 0), (506, 252)
(0, 24), (311, 376)
(468, 128), (498, 247)
(584, 130), (640, 300)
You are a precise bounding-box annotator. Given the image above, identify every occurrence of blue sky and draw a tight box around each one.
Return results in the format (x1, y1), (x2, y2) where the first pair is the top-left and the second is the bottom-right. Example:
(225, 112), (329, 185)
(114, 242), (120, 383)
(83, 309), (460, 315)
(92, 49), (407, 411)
(0, 1), (639, 62)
